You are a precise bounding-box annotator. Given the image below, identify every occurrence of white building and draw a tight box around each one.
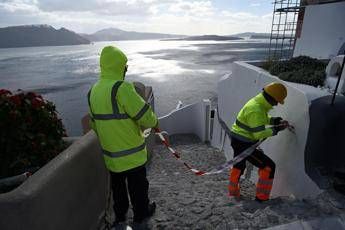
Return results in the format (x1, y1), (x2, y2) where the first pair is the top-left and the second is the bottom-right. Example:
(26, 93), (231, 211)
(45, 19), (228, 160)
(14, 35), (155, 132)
(293, 0), (345, 59)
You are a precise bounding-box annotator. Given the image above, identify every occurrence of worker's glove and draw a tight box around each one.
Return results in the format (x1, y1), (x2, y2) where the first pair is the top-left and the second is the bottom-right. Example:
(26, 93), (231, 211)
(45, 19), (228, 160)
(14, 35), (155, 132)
(271, 117), (283, 126)
(143, 128), (152, 138)
(272, 124), (287, 135)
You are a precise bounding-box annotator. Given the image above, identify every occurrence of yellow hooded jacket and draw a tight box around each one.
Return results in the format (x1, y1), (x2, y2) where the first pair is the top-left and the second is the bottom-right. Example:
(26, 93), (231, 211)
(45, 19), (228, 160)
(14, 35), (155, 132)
(231, 93), (276, 143)
(88, 46), (158, 173)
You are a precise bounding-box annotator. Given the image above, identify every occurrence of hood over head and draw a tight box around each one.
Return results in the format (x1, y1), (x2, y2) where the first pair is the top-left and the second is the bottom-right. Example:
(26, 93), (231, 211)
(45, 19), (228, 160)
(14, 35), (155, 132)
(100, 46), (128, 80)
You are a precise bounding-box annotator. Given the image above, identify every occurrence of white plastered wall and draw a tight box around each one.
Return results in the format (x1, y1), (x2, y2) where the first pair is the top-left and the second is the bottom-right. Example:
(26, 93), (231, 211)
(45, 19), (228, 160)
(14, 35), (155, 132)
(293, 1), (345, 59)
(211, 62), (324, 198)
(159, 99), (211, 142)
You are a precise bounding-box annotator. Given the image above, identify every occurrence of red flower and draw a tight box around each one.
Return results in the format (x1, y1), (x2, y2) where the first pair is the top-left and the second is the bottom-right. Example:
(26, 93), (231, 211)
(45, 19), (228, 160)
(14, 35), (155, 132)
(31, 98), (44, 109)
(27, 92), (36, 97)
(0, 89), (12, 96)
(1, 89), (67, 179)
(26, 92), (40, 100)
(10, 95), (21, 106)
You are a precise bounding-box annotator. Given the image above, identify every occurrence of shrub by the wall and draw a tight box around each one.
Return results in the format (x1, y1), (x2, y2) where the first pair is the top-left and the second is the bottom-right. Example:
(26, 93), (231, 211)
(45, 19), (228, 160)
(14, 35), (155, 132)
(0, 89), (67, 179)
(263, 56), (327, 87)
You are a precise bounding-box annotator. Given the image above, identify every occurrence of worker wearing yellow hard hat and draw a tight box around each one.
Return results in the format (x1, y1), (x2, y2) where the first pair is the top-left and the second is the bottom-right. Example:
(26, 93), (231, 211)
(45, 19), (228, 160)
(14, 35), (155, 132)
(229, 82), (289, 202)
(264, 82), (287, 104)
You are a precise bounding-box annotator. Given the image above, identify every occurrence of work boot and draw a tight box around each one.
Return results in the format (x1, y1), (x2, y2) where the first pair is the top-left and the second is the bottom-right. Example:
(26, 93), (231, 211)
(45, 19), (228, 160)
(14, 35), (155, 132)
(229, 168), (241, 197)
(133, 202), (156, 223)
(131, 221), (149, 230)
(255, 196), (268, 203)
(256, 167), (273, 201)
(111, 221), (131, 230)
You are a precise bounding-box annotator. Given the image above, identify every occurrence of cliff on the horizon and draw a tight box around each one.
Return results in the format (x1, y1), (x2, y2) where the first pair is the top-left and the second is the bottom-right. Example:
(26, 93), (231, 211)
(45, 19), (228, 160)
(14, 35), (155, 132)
(82, 28), (182, 41)
(0, 25), (91, 48)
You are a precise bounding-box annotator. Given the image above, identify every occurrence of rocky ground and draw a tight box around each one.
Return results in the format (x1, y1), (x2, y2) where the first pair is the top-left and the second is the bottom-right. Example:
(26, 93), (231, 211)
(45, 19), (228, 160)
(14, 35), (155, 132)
(118, 134), (345, 230)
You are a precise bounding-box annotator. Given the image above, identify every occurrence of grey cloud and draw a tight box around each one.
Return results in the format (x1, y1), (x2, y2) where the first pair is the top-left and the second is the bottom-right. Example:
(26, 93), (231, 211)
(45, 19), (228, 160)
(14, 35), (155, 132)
(37, 0), (99, 12)
(0, 8), (42, 27)
(36, 0), (155, 16)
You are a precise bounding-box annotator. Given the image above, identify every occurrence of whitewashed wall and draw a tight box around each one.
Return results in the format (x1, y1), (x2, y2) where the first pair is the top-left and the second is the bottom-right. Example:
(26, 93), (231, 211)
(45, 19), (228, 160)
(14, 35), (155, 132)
(293, 1), (345, 59)
(159, 99), (211, 142)
(211, 62), (327, 198)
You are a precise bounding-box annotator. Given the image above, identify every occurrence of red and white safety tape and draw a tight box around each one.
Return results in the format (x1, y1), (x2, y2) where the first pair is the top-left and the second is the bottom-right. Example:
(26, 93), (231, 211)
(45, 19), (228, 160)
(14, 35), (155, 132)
(153, 128), (265, 176)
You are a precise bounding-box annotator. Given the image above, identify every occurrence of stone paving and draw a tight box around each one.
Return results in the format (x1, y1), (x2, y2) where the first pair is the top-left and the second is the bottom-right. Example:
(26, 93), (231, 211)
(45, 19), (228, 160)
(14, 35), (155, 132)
(121, 134), (345, 230)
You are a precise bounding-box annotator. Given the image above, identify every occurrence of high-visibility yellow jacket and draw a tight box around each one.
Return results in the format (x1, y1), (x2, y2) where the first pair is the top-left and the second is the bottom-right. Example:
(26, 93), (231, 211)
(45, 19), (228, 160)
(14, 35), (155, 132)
(88, 46), (158, 173)
(231, 93), (275, 143)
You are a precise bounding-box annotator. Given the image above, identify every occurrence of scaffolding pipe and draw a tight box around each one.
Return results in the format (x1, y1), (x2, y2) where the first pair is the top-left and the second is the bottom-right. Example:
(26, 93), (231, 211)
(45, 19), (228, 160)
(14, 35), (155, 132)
(268, 0), (301, 60)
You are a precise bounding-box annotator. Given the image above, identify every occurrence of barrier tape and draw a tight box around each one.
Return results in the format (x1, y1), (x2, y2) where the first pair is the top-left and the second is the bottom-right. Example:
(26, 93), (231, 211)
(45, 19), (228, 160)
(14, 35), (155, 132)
(153, 128), (265, 176)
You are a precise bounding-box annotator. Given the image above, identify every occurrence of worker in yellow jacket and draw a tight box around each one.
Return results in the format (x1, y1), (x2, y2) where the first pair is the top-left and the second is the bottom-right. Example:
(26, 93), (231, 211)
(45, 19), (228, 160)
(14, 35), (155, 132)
(88, 46), (158, 226)
(229, 82), (288, 202)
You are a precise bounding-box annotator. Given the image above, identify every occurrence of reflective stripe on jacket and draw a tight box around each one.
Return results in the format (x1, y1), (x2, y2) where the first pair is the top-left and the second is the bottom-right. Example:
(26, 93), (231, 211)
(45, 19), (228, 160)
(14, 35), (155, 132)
(88, 46), (158, 173)
(231, 93), (275, 142)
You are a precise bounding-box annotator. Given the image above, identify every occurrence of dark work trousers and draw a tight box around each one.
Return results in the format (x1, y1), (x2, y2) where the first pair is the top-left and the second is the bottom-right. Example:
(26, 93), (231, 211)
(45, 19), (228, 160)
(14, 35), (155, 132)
(110, 165), (149, 221)
(231, 137), (276, 179)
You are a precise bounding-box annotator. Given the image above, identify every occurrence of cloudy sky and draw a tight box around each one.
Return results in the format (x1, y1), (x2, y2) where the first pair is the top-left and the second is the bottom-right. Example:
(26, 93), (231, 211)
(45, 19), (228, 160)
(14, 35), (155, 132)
(0, 0), (273, 35)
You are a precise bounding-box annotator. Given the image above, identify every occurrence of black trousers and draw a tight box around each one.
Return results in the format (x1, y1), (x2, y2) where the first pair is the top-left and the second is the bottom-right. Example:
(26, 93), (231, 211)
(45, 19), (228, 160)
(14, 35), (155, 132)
(231, 137), (276, 179)
(110, 165), (149, 221)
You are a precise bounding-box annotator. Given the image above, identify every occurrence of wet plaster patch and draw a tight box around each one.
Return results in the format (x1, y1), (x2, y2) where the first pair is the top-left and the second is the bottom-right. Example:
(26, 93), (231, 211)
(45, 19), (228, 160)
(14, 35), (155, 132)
(139, 134), (345, 229)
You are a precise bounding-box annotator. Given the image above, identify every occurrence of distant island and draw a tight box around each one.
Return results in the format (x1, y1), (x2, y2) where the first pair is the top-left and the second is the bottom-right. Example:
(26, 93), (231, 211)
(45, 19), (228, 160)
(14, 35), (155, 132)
(0, 25), (272, 49)
(232, 32), (271, 39)
(250, 34), (271, 39)
(0, 25), (90, 48)
(167, 35), (243, 41)
(82, 28), (182, 42)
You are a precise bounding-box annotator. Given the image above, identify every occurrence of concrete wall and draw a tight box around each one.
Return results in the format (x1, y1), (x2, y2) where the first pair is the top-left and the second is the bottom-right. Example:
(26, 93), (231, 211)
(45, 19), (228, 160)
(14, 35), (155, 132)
(159, 99), (211, 142)
(0, 131), (109, 230)
(211, 62), (325, 198)
(293, 1), (345, 59)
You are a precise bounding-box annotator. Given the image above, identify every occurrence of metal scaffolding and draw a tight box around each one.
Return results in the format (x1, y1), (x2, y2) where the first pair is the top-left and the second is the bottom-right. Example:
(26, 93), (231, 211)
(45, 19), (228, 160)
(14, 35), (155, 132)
(268, 0), (302, 60)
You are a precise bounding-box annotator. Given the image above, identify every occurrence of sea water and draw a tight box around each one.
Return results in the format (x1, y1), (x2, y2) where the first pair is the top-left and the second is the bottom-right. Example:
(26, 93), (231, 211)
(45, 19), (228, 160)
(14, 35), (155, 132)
(0, 39), (270, 135)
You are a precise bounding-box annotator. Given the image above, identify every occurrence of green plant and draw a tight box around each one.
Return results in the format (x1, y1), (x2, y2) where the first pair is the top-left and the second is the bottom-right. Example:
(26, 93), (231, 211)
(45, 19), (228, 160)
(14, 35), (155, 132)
(278, 69), (325, 87)
(0, 89), (67, 179)
(263, 56), (327, 87)
(261, 57), (279, 71)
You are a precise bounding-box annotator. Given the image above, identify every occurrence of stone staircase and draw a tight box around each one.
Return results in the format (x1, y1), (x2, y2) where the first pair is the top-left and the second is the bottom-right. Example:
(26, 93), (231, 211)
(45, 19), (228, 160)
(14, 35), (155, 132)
(137, 134), (345, 229)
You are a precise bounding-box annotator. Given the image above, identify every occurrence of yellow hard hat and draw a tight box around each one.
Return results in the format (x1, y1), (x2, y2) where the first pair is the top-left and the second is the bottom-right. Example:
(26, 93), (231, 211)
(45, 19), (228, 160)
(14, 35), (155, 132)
(263, 82), (287, 104)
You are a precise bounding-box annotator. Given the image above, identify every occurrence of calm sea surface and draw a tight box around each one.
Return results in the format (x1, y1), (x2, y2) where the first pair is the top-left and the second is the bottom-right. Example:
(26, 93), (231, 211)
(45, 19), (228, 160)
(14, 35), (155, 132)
(0, 39), (270, 136)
